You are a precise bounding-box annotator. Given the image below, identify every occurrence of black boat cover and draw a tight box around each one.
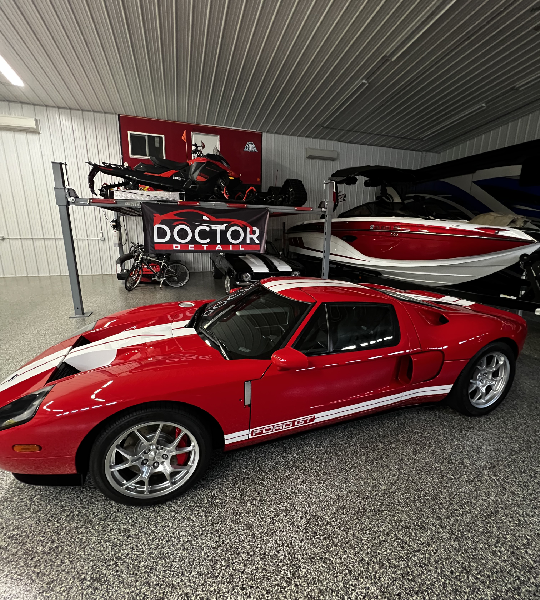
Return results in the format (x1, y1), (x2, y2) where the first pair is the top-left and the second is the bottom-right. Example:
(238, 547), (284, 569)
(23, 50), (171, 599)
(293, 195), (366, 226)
(330, 139), (540, 187)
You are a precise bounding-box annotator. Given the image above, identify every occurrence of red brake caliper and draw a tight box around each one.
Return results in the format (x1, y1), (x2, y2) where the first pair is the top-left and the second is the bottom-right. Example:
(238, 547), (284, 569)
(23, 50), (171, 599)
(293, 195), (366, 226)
(174, 427), (189, 466)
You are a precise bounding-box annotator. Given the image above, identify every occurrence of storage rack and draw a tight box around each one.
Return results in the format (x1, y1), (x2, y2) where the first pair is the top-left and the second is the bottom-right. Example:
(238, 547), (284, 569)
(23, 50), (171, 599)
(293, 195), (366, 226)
(52, 161), (332, 317)
(52, 162), (540, 317)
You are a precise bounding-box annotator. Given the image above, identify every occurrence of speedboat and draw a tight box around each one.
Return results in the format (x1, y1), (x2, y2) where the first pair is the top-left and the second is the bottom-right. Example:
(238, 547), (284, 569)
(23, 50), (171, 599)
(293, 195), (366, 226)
(286, 154), (540, 289)
(287, 216), (540, 287)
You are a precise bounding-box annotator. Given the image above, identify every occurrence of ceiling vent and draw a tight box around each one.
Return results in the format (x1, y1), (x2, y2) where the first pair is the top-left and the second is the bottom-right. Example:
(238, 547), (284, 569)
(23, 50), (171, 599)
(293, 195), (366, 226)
(305, 147), (338, 161)
(0, 115), (40, 133)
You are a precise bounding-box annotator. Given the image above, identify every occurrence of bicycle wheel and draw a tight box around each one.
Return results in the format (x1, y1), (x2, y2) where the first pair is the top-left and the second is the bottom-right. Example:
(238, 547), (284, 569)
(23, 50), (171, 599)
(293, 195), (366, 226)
(125, 264), (142, 291)
(164, 261), (190, 287)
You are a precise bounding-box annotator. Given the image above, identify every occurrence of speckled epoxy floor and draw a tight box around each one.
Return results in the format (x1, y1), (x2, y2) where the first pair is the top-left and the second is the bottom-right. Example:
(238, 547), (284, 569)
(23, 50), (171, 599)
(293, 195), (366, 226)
(0, 274), (539, 600)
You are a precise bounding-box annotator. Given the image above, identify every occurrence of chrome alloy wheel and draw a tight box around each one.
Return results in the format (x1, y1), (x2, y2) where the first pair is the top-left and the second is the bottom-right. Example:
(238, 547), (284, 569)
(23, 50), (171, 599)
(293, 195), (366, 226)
(468, 351), (510, 409)
(104, 421), (199, 499)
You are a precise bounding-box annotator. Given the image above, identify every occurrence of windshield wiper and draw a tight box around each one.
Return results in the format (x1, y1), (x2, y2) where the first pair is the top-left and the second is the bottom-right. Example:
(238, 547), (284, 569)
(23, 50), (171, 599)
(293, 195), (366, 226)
(199, 328), (229, 360)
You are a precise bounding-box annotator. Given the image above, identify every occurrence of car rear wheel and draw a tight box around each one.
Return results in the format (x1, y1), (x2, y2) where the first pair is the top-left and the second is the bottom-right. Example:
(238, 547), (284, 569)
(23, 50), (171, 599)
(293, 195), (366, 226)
(89, 407), (212, 505)
(447, 342), (515, 416)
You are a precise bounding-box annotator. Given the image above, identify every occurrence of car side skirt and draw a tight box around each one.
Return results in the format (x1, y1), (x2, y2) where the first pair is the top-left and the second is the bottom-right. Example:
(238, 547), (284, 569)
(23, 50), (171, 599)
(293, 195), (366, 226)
(223, 383), (452, 450)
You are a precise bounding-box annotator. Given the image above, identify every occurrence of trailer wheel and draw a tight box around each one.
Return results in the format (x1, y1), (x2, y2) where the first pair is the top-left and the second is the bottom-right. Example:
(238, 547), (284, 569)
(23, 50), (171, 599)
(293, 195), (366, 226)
(281, 179), (307, 207)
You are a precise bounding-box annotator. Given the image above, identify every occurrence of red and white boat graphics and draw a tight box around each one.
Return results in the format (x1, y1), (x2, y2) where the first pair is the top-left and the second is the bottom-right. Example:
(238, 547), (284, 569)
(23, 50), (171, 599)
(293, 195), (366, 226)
(287, 216), (540, 286)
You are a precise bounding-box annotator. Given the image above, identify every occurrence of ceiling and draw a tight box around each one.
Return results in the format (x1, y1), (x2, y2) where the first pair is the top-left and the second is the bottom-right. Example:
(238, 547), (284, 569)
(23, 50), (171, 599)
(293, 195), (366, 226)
(0, 0), (539, 152)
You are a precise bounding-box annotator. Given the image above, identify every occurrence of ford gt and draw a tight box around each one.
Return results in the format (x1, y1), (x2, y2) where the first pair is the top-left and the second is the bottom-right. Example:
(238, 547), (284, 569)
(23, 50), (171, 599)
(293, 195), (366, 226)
(0, 278), (526, 505)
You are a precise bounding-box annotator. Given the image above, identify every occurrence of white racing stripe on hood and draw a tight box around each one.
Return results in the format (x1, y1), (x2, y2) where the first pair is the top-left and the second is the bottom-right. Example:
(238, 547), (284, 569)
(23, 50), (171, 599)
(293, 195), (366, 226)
(238, 254), (269, 273)
(0, 320), (193, 393)
(0, 348), (70, 394)
(264, 255), (293, 272)
(64, 320), (192, 371)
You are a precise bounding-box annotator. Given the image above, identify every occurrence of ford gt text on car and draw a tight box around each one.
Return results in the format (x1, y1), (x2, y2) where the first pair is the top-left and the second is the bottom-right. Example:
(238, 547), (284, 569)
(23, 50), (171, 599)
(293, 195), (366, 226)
(0, 278), (526, 505)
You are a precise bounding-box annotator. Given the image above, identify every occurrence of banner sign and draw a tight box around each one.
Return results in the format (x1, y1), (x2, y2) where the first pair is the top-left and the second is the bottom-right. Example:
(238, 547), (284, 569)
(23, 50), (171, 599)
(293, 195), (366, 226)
(142, 203), (269, 254)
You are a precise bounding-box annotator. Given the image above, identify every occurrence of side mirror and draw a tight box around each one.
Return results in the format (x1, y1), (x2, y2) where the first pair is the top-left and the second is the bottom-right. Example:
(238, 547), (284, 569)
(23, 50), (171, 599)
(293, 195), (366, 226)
(271, 348), (309, 371)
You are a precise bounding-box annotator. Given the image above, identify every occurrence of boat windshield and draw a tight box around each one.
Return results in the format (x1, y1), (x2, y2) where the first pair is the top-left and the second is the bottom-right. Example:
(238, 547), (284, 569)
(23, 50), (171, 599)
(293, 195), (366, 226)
(197, 285), (313, 360)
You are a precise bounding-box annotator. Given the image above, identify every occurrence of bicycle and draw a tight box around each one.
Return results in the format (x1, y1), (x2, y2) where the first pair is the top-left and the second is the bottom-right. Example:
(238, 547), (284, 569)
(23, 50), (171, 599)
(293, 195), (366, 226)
(123, 243), (190, 291)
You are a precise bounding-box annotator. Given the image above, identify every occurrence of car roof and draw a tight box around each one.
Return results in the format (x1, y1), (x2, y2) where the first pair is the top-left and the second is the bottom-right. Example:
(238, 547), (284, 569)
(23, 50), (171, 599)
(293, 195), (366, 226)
(261, 277), (390, 303)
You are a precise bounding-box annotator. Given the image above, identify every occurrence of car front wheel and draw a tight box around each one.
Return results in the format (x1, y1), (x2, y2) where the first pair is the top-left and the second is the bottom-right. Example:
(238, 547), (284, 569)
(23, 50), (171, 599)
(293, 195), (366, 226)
(447, 342), (515, 416)
(89, 407), (212, 505)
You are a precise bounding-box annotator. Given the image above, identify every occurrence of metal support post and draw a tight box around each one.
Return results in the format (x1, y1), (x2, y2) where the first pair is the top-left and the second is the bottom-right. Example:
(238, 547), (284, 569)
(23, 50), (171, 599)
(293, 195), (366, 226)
(113, 211), (124, 258)
(321, 180), (334, 279)
(52, 161), (92, 318)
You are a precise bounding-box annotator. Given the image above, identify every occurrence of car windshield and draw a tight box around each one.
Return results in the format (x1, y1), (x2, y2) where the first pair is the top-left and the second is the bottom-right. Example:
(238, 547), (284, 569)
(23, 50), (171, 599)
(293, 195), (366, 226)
(197, 285), (312, 360)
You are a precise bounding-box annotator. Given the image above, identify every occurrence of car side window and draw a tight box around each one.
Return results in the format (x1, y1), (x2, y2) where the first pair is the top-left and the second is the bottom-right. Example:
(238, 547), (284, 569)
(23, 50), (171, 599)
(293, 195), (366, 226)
(293, 304), (329, 356)
(327, 303), (400, 353)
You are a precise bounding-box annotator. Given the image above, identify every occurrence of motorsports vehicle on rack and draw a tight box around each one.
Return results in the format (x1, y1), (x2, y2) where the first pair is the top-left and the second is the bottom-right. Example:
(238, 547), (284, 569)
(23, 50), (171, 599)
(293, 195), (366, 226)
(0, 278), (526, 505)
(88, 144), (307, 207)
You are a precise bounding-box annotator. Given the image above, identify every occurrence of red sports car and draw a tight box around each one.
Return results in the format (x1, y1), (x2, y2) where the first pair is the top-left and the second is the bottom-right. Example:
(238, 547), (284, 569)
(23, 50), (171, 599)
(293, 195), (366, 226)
(0, 278), (526, 505)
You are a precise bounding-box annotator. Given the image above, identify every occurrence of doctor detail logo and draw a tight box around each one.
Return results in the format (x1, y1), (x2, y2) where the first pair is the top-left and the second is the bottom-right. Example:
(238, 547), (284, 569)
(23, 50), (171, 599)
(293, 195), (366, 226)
(142, 203), (269, 253)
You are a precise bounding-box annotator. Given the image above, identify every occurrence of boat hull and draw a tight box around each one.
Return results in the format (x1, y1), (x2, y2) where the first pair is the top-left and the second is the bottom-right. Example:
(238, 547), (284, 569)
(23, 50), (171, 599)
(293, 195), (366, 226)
(287, 217), (540, 286)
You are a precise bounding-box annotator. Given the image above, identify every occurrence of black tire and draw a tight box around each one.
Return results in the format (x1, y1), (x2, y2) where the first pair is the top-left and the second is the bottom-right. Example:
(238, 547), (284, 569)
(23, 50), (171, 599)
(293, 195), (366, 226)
(125, 264), (142, 291)
(280, 179), (307, 207)
(89, 406), (213, 506)
(213, 264), (223, 279)
(164, 261), (190, 287)
(446, 341), (516, 416)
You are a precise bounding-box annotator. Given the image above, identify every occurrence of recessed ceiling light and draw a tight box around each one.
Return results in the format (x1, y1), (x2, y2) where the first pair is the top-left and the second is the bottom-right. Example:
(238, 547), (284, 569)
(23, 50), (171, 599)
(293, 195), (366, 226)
(0, 55), (24, 86)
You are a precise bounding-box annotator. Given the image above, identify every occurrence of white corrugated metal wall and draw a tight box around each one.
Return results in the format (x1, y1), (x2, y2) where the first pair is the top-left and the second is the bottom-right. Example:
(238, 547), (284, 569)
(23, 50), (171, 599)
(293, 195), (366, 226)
(0, 102), (122, 277)
(262, 133), (432, 247)
(0, 103), (435, 277)
(434, 108), (540, 163)
(0, 103), (218, 277)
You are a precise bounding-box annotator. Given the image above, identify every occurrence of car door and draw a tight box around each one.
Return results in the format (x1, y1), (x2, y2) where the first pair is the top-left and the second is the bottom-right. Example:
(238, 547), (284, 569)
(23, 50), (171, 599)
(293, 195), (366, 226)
(249, 300), (421, 439)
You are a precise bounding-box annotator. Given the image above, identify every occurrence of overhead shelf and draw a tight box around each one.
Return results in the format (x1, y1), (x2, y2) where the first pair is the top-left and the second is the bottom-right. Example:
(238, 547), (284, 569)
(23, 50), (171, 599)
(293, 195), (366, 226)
(68, 196), (321, 218)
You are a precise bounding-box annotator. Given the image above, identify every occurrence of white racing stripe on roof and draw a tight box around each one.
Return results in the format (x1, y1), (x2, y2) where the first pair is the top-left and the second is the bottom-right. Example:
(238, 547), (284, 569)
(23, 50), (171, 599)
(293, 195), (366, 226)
(238, 254), (269, 273)
(264, 255), (293, 272)
(223, 384), (452, 445)
(263, 278), (368, 293)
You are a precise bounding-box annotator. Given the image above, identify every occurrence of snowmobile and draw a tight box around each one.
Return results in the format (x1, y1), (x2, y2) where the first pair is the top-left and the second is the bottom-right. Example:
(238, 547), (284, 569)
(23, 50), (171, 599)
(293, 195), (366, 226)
(88, 143), (307, 207)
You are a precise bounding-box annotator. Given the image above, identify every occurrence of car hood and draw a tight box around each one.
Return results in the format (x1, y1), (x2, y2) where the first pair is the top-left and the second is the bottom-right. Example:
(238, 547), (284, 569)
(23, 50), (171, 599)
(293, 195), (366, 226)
(0, 299), (212, 407)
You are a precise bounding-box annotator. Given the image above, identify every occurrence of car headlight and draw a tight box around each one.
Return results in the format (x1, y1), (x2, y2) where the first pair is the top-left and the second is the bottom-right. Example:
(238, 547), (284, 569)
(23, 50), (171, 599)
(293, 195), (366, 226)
(291, 270), (301, 277)
(0, 386), (54, 432)
(240, 272), (251, 282)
